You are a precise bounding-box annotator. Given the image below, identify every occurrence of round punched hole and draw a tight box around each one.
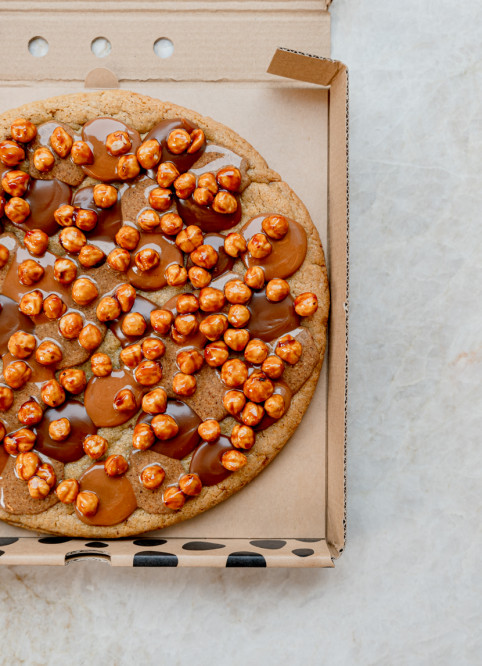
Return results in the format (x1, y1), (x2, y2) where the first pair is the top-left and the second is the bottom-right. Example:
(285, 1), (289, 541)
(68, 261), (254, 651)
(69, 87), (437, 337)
(28, 37), (49, 57)
(91, 37), (112, 58)
(153, 38), (174, 59)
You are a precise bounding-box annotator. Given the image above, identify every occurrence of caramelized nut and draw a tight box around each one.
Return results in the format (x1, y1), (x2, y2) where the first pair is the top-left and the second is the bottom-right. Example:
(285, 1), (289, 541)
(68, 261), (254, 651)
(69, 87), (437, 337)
(148, 187), (172, 212)
(294, 292), (318, 317)
(93, 183), (117, 208)
(137, 139), (161, 169)
(212, 191), (237, 214)
(49, 417), (71, 441)
(106, 131), (131, 156)
(83, 434), (108, 460)
(50, 127), (73, 158)
(244, 339), (269, 364)
(221, 359), (248, 388)
(54, 204), (75, 227)
(59, 368), (87, 395)
(0, 243), (9, 268)
(28, 476), (51, 499)
(75, 208), (98, 231)
(78, 324), (103, 351)
(15, 451), (40, 480)
(120, 344), (143, 369)
(54, 257), (77, 285)
(175, 225), (203, 253)
(96, 296), (121, 322)
(115, 283), (136, 312)
(266, 278), (290, 302)
(228, 304), (250, 329)
(262, 214), (289, 240)
(91, 353), (112, 377)
(231, 424), (255, 450)
(141, 338), (165, 360)
(240, 402), (264, 427)
(2, 170), (30, 197)
(224, 232), (247, 258)
(248, 233), (272, 259)
(187, 128), (205, 154)
(11, 118), (37, 143)
(224, 328), (250, 352)
(177, 349), (204, 374)
(24, 229), (48, 256)
(117, 154), (140, 180)
(8, 331), (36, 359)
(78, 245), (105, 269)
(17, 399), (43, 426)
(167, 128), (190, 154)
(19, 290), (43, 316)
(116, 225), (140, 251)
(71, 141), (93, 165)
(36, 462), (57, 489)
(176, 293), (199, 314)
(216, 166), (242, 192)
(192, 187), (214, 207)
(33, 146), (55, 172)
(59, 226), (87, 254)
(141, 387), (167, 415)
(243, 371), (274, 403)
(264, 394), (286, 419)
(104, 454), (128, 477)
(172, 372), (196, 397)
(3, 360), (32, 389)
(120, 312), (146, 338)
(18, 259), (43, 286)
(41, 379), (65, 407)
(42, 294), (66, 319)
(58, 312), (83, 339)
(150, 309), (174, 335)
(198, 173), (218, 195)
(140, 464), (165, 489)
(275, 335), (303, 364)
(56, 479), (79, 504)
(0, 386), (14, 411)
(163, 486), (186, 510)
(135, 360), (162, 386)
(35, 340), (62, 366)
(137, 209), (160, 232)
(156, 161), (180, 188)
(3, 427), (35, 454)
(179, 473), (203, 496)
(224, 280), (252, 305)
(188, 266), (211, 289)
(174, 314), (198, 337)
(199, 287), (225, 312)
(71, 277), (98, 306)
(133, 423), (155, 450)
(174, 172), (196, 199)
(165, 264), (188, 286)
(221, 449), (247, 471)
(190, 244), (218, 270)
(160, 212), (183, 236)
(0, 139), (25, 166)
(151, 414), (179, 440)
(135, 248), (160, 272)
(198, 419), (220, 442)
(107, 248), (131, 272)
(204, 341), (229, 367)
(76, 490), (99, 516)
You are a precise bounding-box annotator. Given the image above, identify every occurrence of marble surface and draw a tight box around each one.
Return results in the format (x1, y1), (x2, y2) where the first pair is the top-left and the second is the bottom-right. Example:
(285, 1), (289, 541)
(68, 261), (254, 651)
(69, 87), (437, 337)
(0, 1), (481, 664)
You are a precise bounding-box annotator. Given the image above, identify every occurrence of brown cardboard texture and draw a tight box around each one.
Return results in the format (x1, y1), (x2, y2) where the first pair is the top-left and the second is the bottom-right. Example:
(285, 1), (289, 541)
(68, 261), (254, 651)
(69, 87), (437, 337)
(0, 5), (348, 568)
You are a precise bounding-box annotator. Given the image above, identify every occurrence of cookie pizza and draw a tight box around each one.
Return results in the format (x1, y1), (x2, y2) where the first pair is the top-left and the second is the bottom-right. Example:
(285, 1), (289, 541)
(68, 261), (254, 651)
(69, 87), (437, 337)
(0, 91), (329, 537)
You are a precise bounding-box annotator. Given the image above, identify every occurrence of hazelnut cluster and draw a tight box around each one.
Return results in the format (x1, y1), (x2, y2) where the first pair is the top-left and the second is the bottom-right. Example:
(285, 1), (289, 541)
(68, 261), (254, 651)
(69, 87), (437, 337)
(12, 450), (57, 500)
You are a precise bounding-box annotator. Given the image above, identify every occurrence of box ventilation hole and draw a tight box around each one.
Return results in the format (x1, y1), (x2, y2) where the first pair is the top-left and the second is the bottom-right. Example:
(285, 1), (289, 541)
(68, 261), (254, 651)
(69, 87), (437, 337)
(28, 37), (49, 57)
(153, 38), (174, 59)
(91, 37), (112, 58)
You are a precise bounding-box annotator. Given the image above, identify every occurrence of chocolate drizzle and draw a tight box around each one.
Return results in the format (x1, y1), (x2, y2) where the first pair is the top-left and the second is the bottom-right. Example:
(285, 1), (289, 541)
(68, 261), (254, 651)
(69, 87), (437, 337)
(189, 436), (234, 486)
(81, 118), (142, 182)
(75, 462), (137, 526)
(247, 289), (300, 343)
(110, 295), (158, 347)
(0, 444), (9, 475)
(0, 294), (35, 355)
(35, 400), (97, 463)
(84, 368), (145, 427)
(137, 399), (202, 460)
(21, 179), (72, 236)
(126, 232), (183, 291)
(177, 195), (241, 233)
(145, 118), (203, 175)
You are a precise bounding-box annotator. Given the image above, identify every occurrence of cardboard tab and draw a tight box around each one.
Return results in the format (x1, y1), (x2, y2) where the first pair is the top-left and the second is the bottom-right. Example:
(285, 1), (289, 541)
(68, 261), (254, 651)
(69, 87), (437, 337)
(85, 67), (119, 89)
(268, 48), (343, 86)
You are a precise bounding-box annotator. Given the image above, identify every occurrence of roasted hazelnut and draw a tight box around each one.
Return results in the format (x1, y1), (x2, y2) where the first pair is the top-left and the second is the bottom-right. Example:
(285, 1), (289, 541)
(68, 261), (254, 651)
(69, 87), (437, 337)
(18, 259), (43, 285)
(135, 360), (162, 386)
(33, 146), (55, 172)
(163, 486), (186, 510)
(275, 335), (303, 364)
(15, 451), (40, 481)
(224, 232), (247, 258)
(175, 294), (199, 315)
(156, 161), (180, 188)
(115, 225), (140, 251)
(58, 368), (86, 396)
(83, 434), (108, 460)
(50, 126), (73, 158)
(54, 204), (75, 227)
(150, 309), (173, 335)
(3, 427), (35, 454)
(8, 331), (36, 359)
(17, 399), (43, 426)
(264, 394), (286, 419)
(148, 187), (172, 212)
(104, 454), (128, 477)
(190, 244), (218, 270)
(2, 169), (30, 197)
(72, 277), (98, 306)
(24, 229), (49, 256)
(137, 209), (160, 232)
(93, 183), (118, 208)
(175, 225), (203, 253)
(133, 423), (155, 450)
(177, 349), (204, 375)
(165, 264), (188, 286)
(179, 473), (203, 496)
(231, 424), (255, 450)
(107, 248), (131, 272)
(221, 359), (248, 388)
(192, 187), (214, 207)
(136, 139), (161, 169)
(121, 313), (146, 338)
(187, 128), (205, 153)
(151, 414), (179, 440)
(174, 172), (196, 199)
(60, 226), (87, 254)
(294, 292), (319, 317)
(117, 154), (140, 180)
(199, 287), (225, 312)
(198, 172), (218, 195)
(19, 290), (43, 316)
(41, 379), (65, 407)
(244, 339), (269, 365)
(198, 419), (220, 442)
(120, 344), (143, 369)
(0, 386), (14, 411)
(79, 324), (103, 351)
(91, 353), (113, 377)
(0, 243), (9, 268)
(172, 372), (196, 397)
(221, 449), (247, 472)
(4, 360), (32, 389)
(204, 340), (229, 367)
(106, 130), (132, 156)
(212, 191), (237, 214)
(0, 139), (25, 166)
(76, 491), (99, 516)
(36, 462), (57, 489)
(188, 266), (211, 289)
(28, 476), (51, 499)
(48, 417), (71, 441)
(96, 296), (121, 322)
(159, 212), (183, 236)
(42, 294), (66, 319)
(11, 118), (37, 143)
(141, 464), (166, 489)
(115, 283), (136, 312)
(224, 328), (250, 352)
(266, 278), (290, 302)
(243, 371), (274, 403)
(167, 128), (190, 154)
(224, 280), (252, 305)
(216, 166), (242, 192)
(141, 337), (165, 360)
(78, 245), (105, 270)
(227, 304), (250, 329)
(135, 248), (160, 272)
(174, 314), (198, 337)
(75, 208), (98, 231)
(248, 233), (272, 259)
(262, 214), (289, 240)
(240, 402), (264, 427)
(71, 141), (94, 165)
(141, 387), (167, 415)
(56, 479), (79, 504)
(54, 257), (77, 285)
(58, 312), (83, 339)
(35, 340), (62, 366)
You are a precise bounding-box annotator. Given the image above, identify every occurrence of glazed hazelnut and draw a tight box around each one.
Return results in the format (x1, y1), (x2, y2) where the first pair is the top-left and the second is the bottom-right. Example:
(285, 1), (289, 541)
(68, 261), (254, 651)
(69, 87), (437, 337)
(136, 139), (161, 169)
(163, 486), (186, 510)
(141, 387), (167, 415)
(107, 248), (131, 272)
(135, 360), (162, 386)
(151, 414), (179, 440)
(54, 257), (77, 285)
(244, 339), (269, 365)
(0, 139), (25, 166)
(56, 479), (79, 504)
(120, 344), (143, 369)
(244, 266), (265, 290)
(150, 309), (173, 335)
(40, 380), (65, 407)
(15, 451), (40, 481)
(199, 287), (225, 312)
(177, 349), (204, 375)
(93, 183), (117, 208)
(179, 473), (203, 496)
(83, 434), (108, 460)
(266, 278), (290, 302)
(17, 399), (43, 426)
(216, 166), (242, 192)
(106, 130), (131, 156)
(115, 283), (136, 312)
(227, 304), (250, 329)
(224, 280), (252, 305)
(11, 118), (37, 143)
(115, 225), (140, 251)
(104, 454), (128, 477)
(141, 338), (165, 360)
(224, 232), (247, 258)
(187, 128), (205, 153)
(275, 335), (303, 365)
(71, 141), (93, 165)
(176, 294), (199, 314)
(49, 417), (71, 441)
(18, 259), (43, 286)
(3, 427), (35, 454)
(8, 331), (36, 359)
(212, 191), (237, 214)
(79, 324), (103, 351)
(19, 291), (43, 318)
(165, 264), (188, 286)
(75, 208), (98, 231)
(167, 128), (190, 154)
(33, 146), (55, 172)
(91, 353), (112, 377)
(231, 424), (255, 450)
(174, 314), (198, 337)
(265, 394), (286, 419)
(0, 386), (14, 411)
(149, 187), (172, 212)
(3, 361), (32, 389)
(190, 244), (218, 270)
(78, 245), (105, 270)
(50, 126), (73, 158)
(42, 294), (66, 319)
(174, 172), (196, 199)
(241, 402), (264, 427)
(243, 371), (274, 403)
(36, 463), (57, 489)
(198, 419), (220, 442)
(58, 312), (83, 339)
(137, 209), (160, 232)
(261, 214), (289, 239)
(133, 423), (155, 450)
(54, 204), (75, 227)
(197, 172), (218, 194)
(294, 292), (319, 317)
(135, 248), (160, 272)
(121, 313), (146, 338)
(0, 244), (9, 268)
(192, 187), (214, 207)
(175, 225), (203, 253)
(221, 449), (247, 472)
(224, 328), (250, 352)
(140, 464), (165, 489)
(35, 340), (62, 366)
(24, 229), (49, 256)
(2, 169), (30, 197)
(221, 359), (248, 388)
(247, 234), (273, 262)
(203, 342), (229, 371)
(117, 154), (140, 180)
(96, 296), (121, 322)
(160, 212), (183, 236)
(59, 369), (86, 395)
(156, 161), (180, 188)
(188, 266), (211, 289)
(28, 476), (51, 499)
(71, 277), (98, 306)
(76, 491), (99, 516)
(172, 372), (197, 397)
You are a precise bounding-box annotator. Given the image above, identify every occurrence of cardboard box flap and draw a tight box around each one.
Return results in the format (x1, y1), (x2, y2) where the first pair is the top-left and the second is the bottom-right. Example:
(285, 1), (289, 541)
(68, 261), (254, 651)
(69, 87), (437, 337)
(268, 47), (344, 86)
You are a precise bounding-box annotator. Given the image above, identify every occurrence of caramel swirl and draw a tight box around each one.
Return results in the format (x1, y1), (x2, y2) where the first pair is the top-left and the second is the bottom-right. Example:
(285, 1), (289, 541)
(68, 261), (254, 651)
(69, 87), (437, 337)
(81, 118), (142, 182)
(75, 462), (137, 526)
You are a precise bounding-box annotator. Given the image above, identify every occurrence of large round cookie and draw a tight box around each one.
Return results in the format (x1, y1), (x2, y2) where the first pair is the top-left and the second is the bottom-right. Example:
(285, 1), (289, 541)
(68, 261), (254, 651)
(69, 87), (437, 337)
(0, 91), (329, 537)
